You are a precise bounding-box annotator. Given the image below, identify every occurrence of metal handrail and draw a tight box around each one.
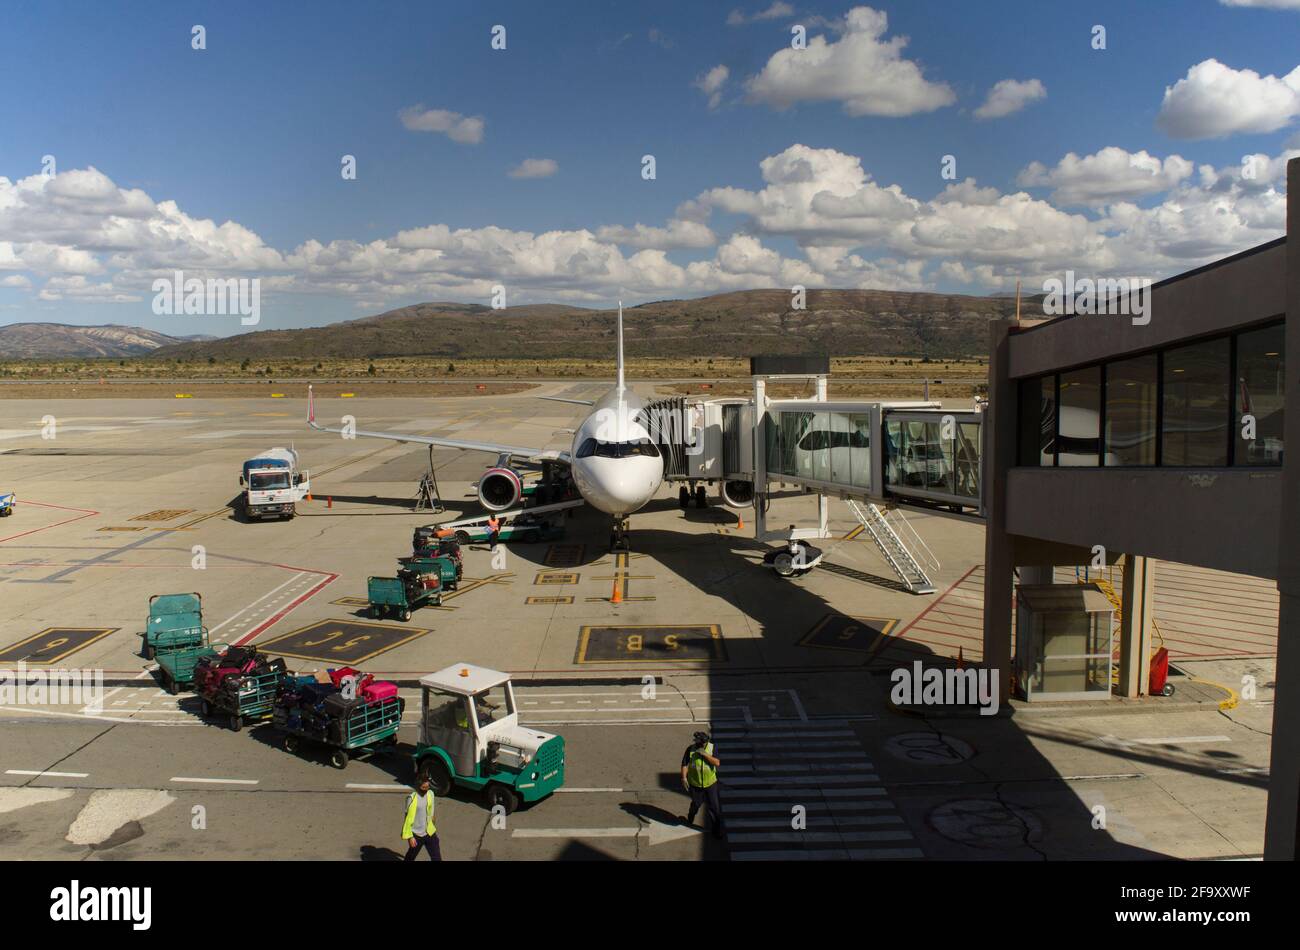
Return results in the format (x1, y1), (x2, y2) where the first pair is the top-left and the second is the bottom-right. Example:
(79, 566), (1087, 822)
(885, 507), (940, 575)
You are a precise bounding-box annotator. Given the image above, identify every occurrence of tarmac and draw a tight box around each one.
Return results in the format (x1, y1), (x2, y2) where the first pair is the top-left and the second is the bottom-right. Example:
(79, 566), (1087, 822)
(0, 386), (1279, 860)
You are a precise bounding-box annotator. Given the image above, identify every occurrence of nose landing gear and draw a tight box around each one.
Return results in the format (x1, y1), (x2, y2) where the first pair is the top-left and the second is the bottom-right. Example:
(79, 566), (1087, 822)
(610, 517), (631, 552)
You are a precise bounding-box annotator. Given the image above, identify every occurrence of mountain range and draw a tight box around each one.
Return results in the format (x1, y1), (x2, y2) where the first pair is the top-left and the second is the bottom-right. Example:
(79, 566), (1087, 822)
(4, 290), (1047, 360)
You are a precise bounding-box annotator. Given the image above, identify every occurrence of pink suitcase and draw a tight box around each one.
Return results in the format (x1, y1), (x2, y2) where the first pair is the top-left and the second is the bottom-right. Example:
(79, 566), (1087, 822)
(361, 681), (398, 704)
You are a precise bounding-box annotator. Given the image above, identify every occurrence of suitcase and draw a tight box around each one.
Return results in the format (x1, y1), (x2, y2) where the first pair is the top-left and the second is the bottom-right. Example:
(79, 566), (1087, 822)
(323, 693), (361, 718)
(361, 681), (399, 704)
(328, 666), (374, 695)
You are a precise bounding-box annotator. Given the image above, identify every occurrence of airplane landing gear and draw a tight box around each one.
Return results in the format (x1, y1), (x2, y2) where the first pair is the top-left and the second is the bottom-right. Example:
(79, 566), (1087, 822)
(679, 486), (690, 509)
(610, 517), (631, 552)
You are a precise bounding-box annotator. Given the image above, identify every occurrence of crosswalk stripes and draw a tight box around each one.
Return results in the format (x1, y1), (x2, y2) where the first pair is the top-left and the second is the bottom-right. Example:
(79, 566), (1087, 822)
(711, 720), (922, 861)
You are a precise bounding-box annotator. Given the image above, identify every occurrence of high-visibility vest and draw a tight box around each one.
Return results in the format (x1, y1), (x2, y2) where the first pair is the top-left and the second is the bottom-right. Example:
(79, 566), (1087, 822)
(402, 790), (436, 837)
(687, 742), (718, 788)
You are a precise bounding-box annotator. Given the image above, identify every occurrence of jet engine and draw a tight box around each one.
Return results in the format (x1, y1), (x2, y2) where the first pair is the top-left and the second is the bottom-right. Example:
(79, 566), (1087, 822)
(477, 467), (522, 511)
(720, 479), (754, 508)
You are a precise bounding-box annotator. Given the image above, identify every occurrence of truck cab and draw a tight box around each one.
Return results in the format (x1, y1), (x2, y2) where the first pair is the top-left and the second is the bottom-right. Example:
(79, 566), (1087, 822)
(414, 663), (565, 813)
(239, 448), (309, 521)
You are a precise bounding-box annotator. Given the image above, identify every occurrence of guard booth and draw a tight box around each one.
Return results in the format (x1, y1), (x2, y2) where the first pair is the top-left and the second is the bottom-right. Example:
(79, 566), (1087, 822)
(1014, 584), (1115, 701)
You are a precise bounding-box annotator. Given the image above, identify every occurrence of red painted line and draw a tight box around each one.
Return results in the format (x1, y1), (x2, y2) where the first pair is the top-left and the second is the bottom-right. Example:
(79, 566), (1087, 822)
(0, 500), (99, 543)
(894, 565), (980, 639)
(875, 565), (982, 663)
(916, 613), (983, 630)
(909, 625), (984, 643)
(234, 572), (338, 645)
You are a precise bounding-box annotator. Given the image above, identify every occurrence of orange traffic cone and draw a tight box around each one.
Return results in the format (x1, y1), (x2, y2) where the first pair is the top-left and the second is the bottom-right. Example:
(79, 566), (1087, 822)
(611, 580), (623, 604)
(738, 515), (745, 530)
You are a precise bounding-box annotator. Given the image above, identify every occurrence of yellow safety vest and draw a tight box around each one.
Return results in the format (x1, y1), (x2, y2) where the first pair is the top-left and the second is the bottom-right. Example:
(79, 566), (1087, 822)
(402, 790), (436, 837)
(687, 742), (717, 788)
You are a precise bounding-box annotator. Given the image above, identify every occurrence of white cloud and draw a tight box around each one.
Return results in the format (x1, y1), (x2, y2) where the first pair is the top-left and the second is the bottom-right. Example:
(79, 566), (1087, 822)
(648, 28), (674, 50)
(745, 6), (955, 117)
(398, 105), (485, 144)
(727, 3), (794, 26)
(1156, 59), (1300, 138)
(695, 65), (730, 110)
(1017, 147), (1194, 206)
(1219, 0), (1300, 9)
(507, 158), (559, 179)
(973, 78), (1046, 120)
(1, 274), (31, 289)
(595, 218), (717, 250)
(0, 142), (1290, 315)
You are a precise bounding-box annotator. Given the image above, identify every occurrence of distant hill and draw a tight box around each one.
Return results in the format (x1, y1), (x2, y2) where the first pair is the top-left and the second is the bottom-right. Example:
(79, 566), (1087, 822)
(152, 290), (1045, 361)
(0, 323), (216, 358)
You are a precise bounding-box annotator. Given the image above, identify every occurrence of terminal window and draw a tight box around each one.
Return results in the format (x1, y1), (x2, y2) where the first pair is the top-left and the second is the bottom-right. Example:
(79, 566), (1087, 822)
(1104, 354), (1158, 466)
(1234, 323), (1285, 466)
(1162, 337), (1230, 466)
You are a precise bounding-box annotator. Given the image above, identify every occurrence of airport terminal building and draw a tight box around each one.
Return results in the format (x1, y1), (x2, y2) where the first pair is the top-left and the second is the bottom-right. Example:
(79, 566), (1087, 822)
(981, 157), (1300, 859)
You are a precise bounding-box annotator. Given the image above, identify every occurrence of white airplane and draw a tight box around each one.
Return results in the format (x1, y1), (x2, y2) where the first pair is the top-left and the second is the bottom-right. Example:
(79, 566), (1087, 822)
(307, 303), (665, 547)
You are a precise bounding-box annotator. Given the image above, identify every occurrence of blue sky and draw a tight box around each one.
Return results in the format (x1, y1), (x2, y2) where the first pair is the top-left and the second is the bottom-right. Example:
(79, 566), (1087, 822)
(1, 0), (1298, 335)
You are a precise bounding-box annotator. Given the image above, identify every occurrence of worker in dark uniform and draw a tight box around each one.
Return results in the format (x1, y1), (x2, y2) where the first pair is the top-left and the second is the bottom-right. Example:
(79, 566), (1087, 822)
(681, 730), (724, 839)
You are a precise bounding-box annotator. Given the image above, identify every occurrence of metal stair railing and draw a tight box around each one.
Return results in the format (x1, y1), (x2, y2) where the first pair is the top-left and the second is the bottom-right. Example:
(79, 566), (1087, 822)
(845, 499), (937, 595)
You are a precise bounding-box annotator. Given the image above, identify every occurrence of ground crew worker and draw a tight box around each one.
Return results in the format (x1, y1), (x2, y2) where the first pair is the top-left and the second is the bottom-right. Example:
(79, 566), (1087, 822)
(681, 730), (724, 839)
(402, 774), (441, 861)
(486, 515), (501, 549)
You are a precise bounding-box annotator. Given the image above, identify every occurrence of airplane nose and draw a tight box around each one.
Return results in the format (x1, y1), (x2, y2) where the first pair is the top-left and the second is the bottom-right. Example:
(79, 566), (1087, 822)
(577, 456), (662, 516)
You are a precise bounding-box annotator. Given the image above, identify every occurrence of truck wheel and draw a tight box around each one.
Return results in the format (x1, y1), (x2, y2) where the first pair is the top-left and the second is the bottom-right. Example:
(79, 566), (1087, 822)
(199, 699), (211, 718)
(417, 757), (453, 796)
(454, 530), (471, 545)
(400, 609), (411, 622)
(284, 734), (300, 754)
(165, 677), (179, 696)
(329, 749), (348, 769)
(229, 714), (243, 732)
(1161, 683), (1175, 697)
(486, 783), (520, 816)
(143, 644), (155, 661)
(679, 486), (690, 509)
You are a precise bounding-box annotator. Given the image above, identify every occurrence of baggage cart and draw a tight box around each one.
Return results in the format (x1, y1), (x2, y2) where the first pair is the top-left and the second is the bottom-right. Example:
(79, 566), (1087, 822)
(199, 667), (283, 731)
(155, 635), (221, 695)
(142, 592), (205, 660)
(367, 572), (441, 622)
(275, 695), (405, 769)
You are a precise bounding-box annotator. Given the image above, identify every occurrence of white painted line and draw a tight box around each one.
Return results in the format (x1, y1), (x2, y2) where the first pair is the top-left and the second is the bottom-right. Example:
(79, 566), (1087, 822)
(345, 783), (408, 791)
(209, 571), (307, 634)
(5, 769), (88, 778)
(723, 774), (879, 786)
(732, 847), (923, 861)
(1129, 735), (1232, 746)
(728, 830), (913, 844)
(170, 776), (258, 785)
(555, 787), (624, 793)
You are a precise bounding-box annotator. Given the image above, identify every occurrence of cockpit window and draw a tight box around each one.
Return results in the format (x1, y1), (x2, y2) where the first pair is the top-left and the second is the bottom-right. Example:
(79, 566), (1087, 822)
(576, 438), (660, 459)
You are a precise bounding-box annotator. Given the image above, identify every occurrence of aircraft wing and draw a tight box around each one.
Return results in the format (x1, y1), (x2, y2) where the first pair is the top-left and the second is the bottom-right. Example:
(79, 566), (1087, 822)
(307, 386), (569, 462)
(538, 395), (596, 407)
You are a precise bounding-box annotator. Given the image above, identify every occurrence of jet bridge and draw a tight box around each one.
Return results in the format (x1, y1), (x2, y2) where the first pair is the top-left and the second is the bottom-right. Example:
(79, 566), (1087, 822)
(644, 356), (986, 594)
